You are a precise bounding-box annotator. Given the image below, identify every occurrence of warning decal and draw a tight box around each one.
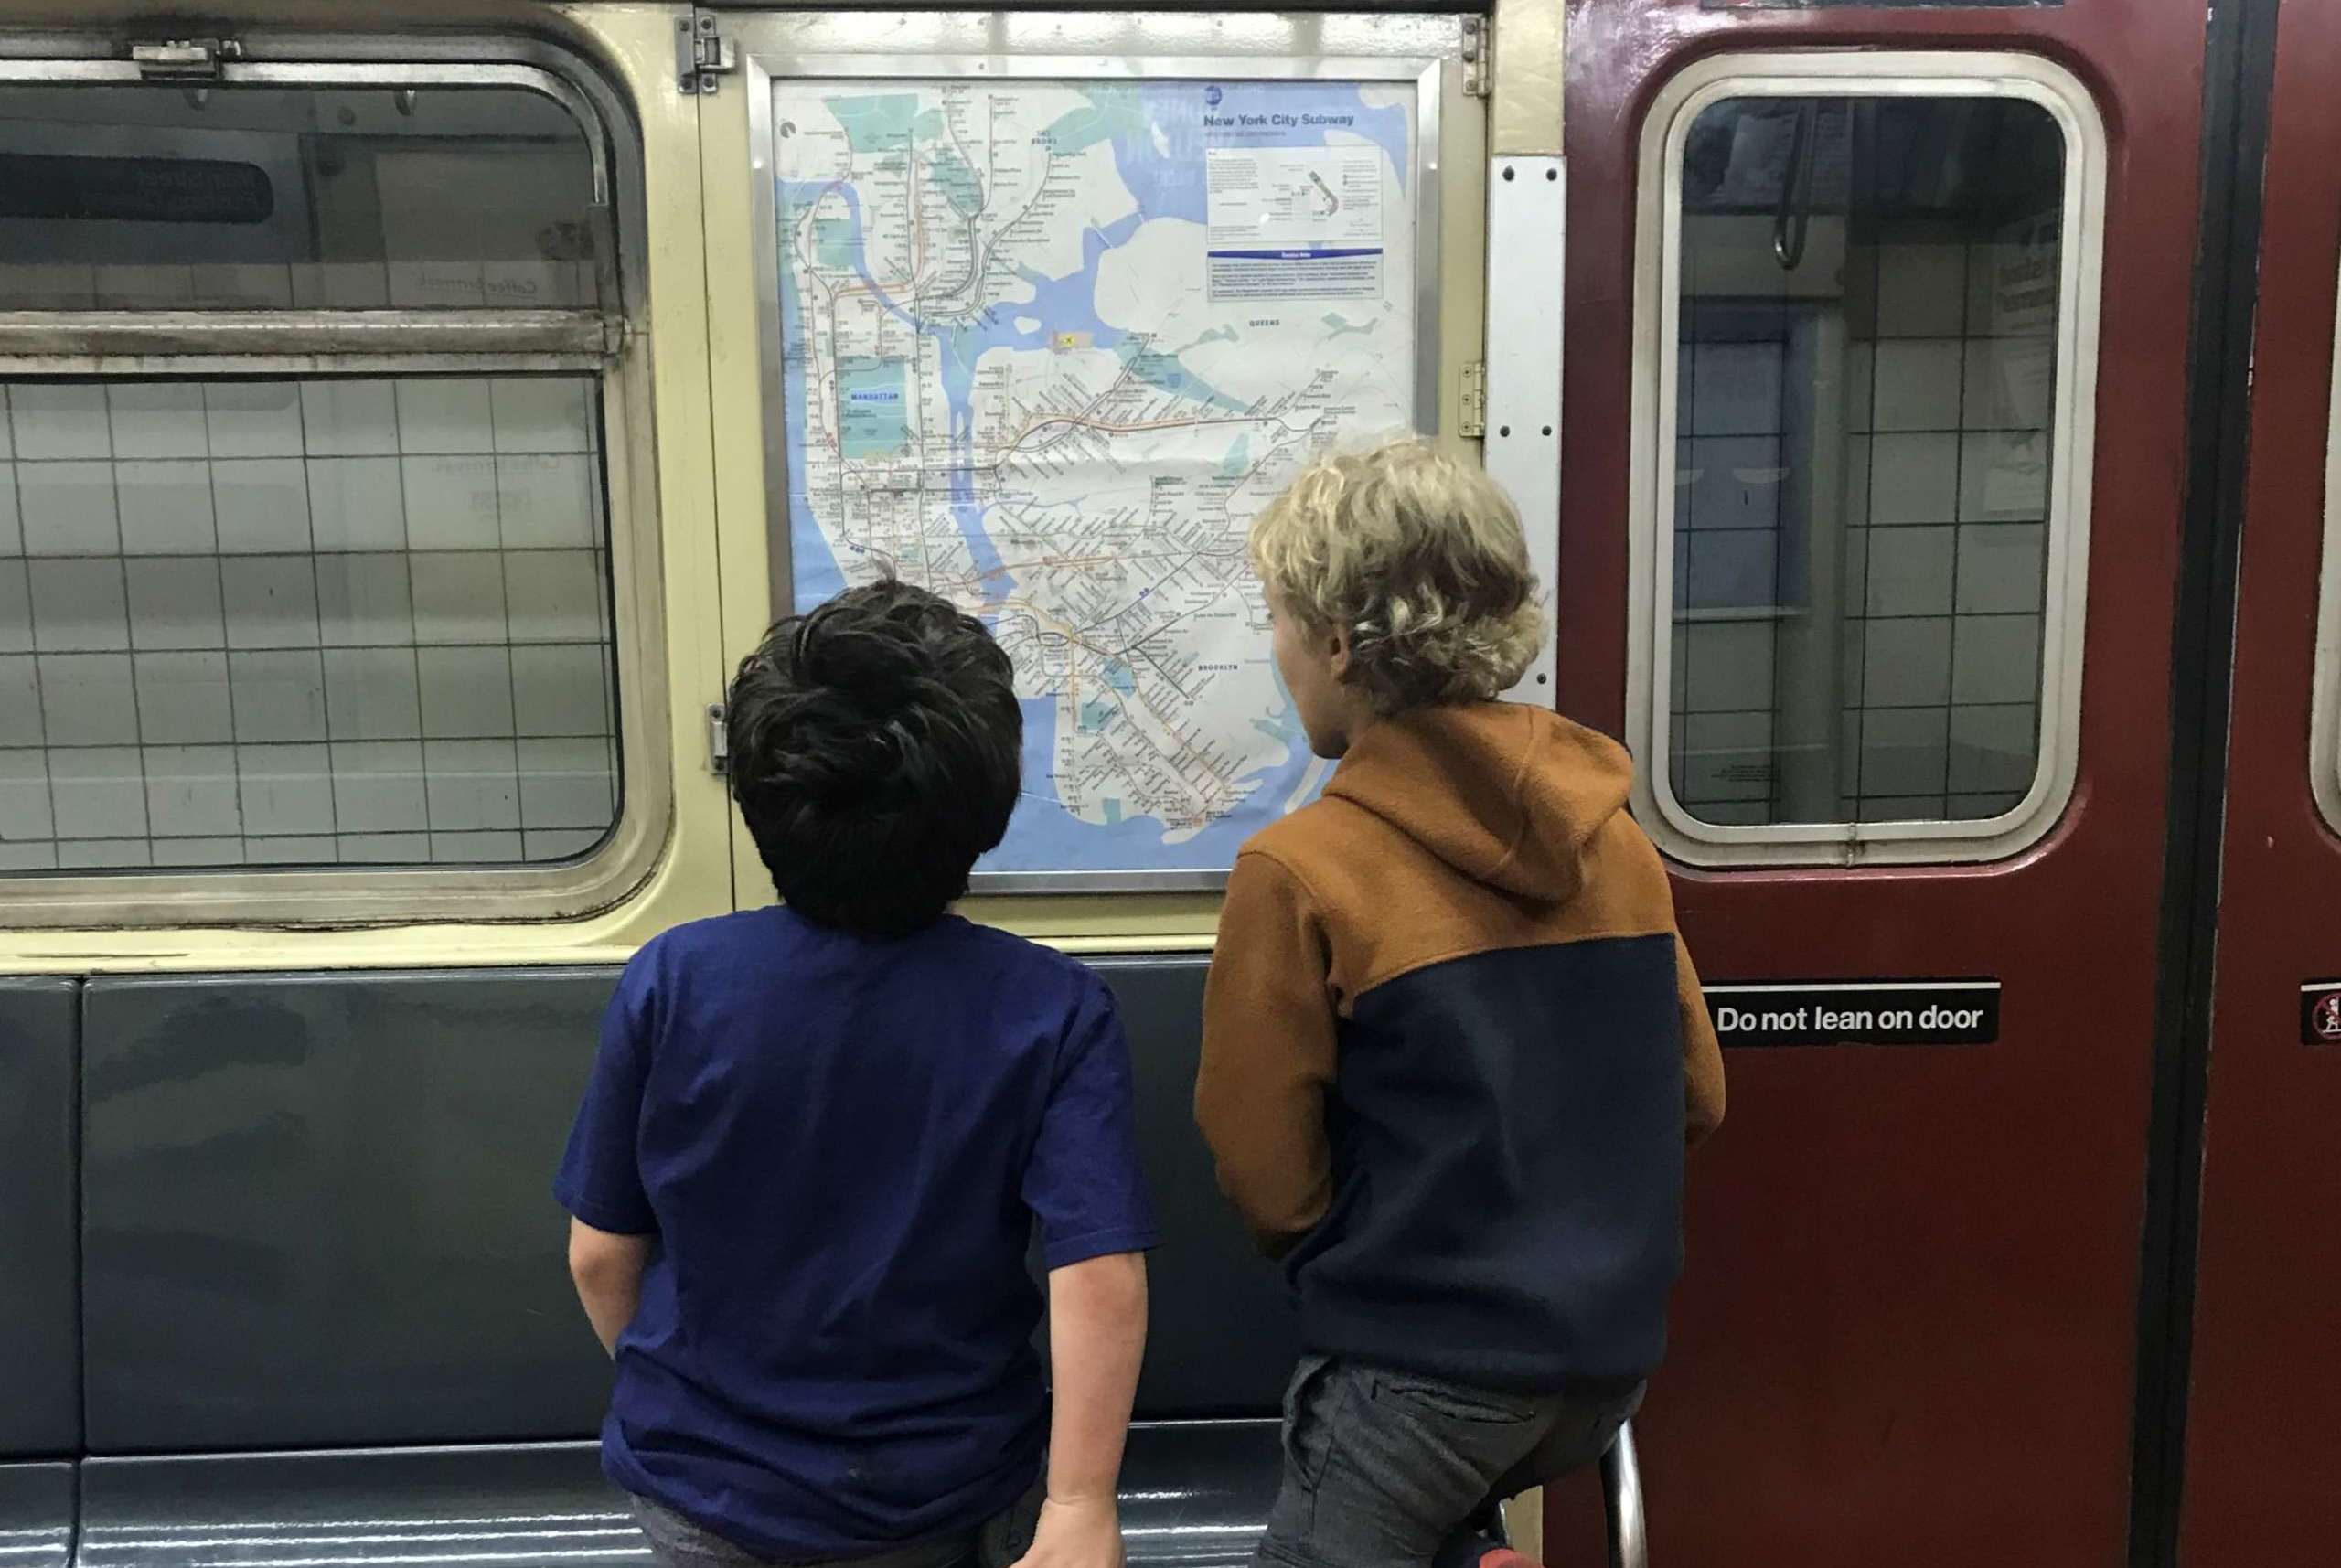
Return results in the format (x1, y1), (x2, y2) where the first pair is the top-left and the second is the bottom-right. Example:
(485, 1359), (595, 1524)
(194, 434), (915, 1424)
(1704, 980), (2000, 1047)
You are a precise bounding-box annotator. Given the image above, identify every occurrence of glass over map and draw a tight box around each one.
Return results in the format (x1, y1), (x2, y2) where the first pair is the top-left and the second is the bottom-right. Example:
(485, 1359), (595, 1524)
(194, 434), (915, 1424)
(771, 77), (1421, 879)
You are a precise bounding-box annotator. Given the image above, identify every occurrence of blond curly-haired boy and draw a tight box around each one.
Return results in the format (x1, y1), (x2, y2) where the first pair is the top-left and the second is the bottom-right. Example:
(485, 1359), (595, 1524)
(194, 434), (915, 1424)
(1196, 438), (1726, 1568)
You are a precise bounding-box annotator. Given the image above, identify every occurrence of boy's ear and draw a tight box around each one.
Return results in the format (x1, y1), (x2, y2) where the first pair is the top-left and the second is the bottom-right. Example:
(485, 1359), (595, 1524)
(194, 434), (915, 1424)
(1326, 624), (1354, 680)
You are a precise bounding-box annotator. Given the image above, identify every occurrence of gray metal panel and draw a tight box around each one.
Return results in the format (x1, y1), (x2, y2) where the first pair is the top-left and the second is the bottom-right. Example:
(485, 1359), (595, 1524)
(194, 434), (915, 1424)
(1094, 959), (1302, 1417)
(80, 957), (1279, 1451)
(75, 1423), (1278, 1568)
(0, 979), (80, 1456)
(0, 1463), (73, 1568)
(82, 969), (623, 1453)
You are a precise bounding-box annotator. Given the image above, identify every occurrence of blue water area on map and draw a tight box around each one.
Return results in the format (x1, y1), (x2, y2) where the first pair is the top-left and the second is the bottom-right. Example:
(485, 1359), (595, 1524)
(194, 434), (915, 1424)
(984, 692), (1318, 875)
(776, 83), (1390, 867)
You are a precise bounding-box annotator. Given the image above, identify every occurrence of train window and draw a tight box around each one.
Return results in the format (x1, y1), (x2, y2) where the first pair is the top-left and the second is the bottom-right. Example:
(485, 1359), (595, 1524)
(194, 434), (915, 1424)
(0, 375), (615, 871)
(0, 50), (659, 923)
(0, 84), (605, 310)
(1630, 54), (2103, 865)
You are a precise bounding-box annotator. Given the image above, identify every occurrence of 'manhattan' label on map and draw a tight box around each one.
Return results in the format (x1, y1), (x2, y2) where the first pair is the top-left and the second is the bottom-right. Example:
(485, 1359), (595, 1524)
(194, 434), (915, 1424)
(771, 78), (1420, 880)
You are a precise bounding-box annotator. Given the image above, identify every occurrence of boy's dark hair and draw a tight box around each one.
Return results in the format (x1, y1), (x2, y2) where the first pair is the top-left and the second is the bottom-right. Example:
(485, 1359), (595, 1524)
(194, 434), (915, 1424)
(727, 579), (1021, 936)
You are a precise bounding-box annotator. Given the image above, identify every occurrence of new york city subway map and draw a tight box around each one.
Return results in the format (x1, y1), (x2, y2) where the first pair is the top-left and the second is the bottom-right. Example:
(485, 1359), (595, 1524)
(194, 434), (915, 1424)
(772, 77), (1418, 876)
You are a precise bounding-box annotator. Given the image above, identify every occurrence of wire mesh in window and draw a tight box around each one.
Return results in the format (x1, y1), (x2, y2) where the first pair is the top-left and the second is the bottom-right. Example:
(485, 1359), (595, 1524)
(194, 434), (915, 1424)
(0, 376), (619, 873)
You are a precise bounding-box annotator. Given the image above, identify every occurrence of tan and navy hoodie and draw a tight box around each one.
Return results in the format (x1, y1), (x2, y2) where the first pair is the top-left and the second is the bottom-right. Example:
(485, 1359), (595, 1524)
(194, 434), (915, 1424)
(1195, 700), (1726, 1392)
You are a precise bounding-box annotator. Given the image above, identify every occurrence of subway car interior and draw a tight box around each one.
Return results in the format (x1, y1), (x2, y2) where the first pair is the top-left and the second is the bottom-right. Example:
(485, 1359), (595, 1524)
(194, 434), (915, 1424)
(0, 1), (2332, 1565)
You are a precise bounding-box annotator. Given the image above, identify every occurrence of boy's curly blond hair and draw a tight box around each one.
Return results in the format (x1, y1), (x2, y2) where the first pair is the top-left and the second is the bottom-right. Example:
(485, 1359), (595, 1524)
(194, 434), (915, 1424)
(1248, 439), (1545, 716)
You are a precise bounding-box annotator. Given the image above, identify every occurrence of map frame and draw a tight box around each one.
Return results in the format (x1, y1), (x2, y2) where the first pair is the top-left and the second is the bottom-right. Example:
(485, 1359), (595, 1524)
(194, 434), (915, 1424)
(742, 51), (1447, 893)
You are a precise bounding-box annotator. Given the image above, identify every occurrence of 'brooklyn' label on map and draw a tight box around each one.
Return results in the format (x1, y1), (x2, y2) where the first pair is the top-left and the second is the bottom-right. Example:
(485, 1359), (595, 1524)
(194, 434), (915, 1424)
(1704, 980), (2000, 1046)
(768, 77), (1419, 880)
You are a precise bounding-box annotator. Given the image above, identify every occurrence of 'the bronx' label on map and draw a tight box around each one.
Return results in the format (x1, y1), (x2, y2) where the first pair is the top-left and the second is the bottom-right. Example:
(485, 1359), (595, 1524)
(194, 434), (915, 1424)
(1704, 981), (2001, 1046)
(770, 77), (1418, 879)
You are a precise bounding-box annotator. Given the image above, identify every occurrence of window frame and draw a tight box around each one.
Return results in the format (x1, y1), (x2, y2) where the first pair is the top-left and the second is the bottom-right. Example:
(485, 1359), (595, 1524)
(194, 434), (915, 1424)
(0, 37), (671, 929)
(1627, 50), (2106, 868)
(2310, 252), (2341, 835)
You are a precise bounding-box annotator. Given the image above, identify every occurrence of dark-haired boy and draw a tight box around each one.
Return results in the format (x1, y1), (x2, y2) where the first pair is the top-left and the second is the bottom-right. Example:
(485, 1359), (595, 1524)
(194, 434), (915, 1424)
(558, 580), (1158, 1568)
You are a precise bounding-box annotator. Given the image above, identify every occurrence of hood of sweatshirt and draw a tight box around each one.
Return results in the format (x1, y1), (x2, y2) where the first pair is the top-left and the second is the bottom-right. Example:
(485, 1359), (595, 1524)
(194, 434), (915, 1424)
(1321, 701), (1635, 906)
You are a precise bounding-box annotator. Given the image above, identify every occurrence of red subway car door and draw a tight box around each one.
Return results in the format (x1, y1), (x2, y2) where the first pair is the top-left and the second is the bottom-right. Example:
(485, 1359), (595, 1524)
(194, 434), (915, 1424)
(1550, 2), (2204, 1563)
(2181, 0), (2341, 1561)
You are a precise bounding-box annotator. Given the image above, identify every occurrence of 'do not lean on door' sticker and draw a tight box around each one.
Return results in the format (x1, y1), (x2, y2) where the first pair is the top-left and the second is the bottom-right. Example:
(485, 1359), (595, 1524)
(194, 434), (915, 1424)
(1702, 980), (2001, 1046)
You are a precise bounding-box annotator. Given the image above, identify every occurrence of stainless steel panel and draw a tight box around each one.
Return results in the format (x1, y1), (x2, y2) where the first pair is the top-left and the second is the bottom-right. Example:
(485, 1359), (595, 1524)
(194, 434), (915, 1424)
(0, 1463), (73, 1568)
(82, 970), (624, 1453)
(80, 1445), (644, 1568)
(1485, 153), (1565, 702)
(0, 980), (80, 1456)
(74, 1423), (1278, 1568)
(1119, 1421), (1281, 1566)
(1093, 958), (1301, 1416)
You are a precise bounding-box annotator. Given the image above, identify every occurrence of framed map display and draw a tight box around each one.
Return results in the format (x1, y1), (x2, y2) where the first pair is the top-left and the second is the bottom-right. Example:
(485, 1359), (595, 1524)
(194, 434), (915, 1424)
(752, 57), (1440, 890)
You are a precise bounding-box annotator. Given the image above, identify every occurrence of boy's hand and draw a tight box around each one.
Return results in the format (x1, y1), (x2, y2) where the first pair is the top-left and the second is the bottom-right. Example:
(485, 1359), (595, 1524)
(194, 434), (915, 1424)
(1010, 1496), (1124, 1568)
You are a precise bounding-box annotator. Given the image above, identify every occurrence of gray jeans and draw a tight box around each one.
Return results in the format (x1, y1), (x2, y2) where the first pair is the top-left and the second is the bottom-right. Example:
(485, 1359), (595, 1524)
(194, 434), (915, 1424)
(1254, 1356), (1644, 1568)
(631, 1478), (1042, 1568)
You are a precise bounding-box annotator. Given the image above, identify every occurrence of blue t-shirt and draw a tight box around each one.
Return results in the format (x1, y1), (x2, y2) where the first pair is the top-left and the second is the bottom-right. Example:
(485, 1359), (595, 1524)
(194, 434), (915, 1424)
(553, 907), (1160, 1559)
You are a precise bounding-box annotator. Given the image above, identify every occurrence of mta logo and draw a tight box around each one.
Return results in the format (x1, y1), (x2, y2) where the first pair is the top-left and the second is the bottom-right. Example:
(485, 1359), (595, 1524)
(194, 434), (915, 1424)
(1204, 85), (1223, 107)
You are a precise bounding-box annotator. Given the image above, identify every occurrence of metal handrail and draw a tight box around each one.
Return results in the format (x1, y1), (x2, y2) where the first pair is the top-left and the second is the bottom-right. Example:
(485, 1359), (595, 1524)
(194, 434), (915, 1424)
(1601, 1421), (1648, 1568)
(1771, 101), (1817, 271)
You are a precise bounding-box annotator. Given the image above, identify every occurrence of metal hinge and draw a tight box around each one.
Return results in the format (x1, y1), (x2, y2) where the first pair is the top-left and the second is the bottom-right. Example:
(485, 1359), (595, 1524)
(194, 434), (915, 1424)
(132, 38), (237, 80)
(1459, 361), (1487, 438)
(1460, 16), (1491, 98)
(706, 703), (730, 775)
(677, 14), (738, 96)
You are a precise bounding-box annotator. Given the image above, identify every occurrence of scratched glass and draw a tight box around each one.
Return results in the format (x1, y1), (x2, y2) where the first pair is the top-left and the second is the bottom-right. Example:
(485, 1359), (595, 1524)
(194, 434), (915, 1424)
(0, 84), (604, 310)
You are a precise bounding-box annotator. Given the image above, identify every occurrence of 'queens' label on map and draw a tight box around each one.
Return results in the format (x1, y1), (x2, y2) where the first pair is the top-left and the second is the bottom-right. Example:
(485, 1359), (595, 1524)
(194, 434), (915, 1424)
(1204, 147), (1387, 302)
